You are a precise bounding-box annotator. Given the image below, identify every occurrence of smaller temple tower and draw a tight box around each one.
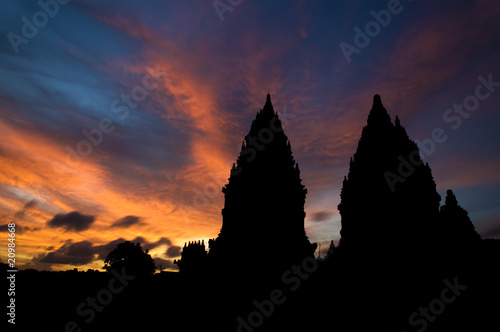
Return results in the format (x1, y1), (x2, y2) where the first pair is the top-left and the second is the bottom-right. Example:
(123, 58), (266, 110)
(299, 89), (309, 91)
(174, 240), (207, 276)
(337, 94), (441, 261)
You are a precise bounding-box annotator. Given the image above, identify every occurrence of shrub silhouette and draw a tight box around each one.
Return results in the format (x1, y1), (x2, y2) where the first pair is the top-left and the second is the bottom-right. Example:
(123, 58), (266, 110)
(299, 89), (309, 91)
(103, 241), (156, 276)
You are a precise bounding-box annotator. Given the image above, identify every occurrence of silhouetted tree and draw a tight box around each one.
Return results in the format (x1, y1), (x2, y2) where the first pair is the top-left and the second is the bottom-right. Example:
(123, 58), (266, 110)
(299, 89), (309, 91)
(103, 241), (156, 276)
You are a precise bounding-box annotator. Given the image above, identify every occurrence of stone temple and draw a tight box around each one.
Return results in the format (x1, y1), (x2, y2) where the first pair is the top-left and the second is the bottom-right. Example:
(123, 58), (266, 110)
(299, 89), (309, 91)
(175, 94), (317, 279)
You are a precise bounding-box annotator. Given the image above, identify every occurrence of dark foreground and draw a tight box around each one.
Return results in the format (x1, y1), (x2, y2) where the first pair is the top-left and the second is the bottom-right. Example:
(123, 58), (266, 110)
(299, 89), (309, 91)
(4, 238), (499, 332)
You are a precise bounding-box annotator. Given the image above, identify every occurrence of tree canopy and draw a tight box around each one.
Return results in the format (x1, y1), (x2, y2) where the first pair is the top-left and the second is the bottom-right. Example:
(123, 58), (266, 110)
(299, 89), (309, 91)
(103, 241), (156, 276)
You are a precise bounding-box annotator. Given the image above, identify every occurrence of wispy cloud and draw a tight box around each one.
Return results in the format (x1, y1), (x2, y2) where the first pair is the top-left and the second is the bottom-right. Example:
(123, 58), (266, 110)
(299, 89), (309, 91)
(111, 215), (143, 228)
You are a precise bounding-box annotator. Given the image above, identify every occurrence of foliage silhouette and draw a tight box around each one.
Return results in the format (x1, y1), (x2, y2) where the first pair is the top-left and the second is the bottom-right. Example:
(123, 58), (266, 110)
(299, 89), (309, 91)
(103, 241), (156, 276)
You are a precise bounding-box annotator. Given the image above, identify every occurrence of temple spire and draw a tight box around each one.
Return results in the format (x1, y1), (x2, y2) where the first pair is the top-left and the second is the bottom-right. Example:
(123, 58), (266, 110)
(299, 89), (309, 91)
(265, 94), (272, 108)
(367, 94), (391, 126)
(262, 93), (274, 115)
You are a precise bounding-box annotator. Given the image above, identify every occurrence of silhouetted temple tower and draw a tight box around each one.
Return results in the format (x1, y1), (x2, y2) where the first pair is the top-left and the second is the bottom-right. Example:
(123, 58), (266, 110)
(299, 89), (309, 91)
(337, 95), (441, 261)
(206, 94), (316, 278)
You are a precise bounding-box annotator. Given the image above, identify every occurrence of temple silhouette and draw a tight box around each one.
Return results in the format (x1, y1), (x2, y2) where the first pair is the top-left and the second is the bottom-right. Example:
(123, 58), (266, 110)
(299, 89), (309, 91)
(175, 94), (317, 281)
(278, 94), (499, 332)
(335, 95), (484, 273)
(172, 94), (498, 332)
(10, 94), (499, 332)
(339, 94), (441, 258)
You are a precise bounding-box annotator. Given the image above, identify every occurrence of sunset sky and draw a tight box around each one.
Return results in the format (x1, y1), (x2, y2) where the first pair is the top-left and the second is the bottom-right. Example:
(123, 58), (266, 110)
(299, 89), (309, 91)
(0, 0), (499, 272)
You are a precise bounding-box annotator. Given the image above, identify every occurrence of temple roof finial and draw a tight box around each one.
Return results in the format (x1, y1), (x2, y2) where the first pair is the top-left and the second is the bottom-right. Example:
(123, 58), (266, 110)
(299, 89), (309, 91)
(445, 189), (458, 208)
(367, 94), (391, 126)
(373, 94), (382, 108)
(262, 93), (273, 114)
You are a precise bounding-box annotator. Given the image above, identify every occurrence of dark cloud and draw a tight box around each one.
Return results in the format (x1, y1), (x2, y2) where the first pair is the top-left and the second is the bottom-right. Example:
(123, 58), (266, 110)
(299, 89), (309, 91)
(131, 236), (148, 246)
(0, 224), (17, 232)
(0, 199), (42, 229)
(34, 235), (175, 269)
(23, 199), (37, 210)
(309, 210), (335, 222)
(111, 215), (143, 228)
(143, 237), (171, 252)
(94, 238), (127, 260)
(166, 246), (182, 258)
(13, 198), (38, 220)
(40, 238), (121, 266)
(153, 258), (176, 271)
(94, 236), (166, 260)
(25, 254), (54, 271)
(0, 223), (40, 233)
(47, 211), (95, 232)
(39, 240), (95, 265)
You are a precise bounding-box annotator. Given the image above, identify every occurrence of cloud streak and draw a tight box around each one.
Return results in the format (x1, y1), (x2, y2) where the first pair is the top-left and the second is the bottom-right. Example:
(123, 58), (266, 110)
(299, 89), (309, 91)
(111, 215), (143, 228)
